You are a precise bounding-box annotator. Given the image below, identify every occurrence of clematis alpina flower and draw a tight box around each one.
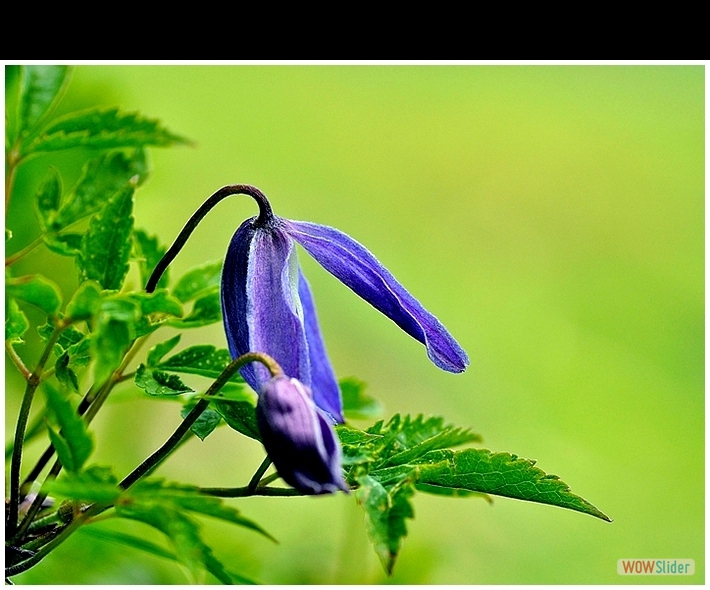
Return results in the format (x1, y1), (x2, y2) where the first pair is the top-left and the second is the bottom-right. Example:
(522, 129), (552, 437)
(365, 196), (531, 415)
(220, 189), (469, 425)
(257, 375), (348, 495)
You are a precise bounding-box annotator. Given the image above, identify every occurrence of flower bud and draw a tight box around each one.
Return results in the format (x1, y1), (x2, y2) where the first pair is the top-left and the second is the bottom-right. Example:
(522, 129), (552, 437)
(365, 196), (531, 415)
(256, 376), (348, 495)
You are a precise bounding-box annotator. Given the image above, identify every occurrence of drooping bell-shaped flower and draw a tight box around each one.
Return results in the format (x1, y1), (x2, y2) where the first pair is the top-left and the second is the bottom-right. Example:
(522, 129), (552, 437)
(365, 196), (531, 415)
(257, 375), (348, 495)
(220, 187), (469, 424)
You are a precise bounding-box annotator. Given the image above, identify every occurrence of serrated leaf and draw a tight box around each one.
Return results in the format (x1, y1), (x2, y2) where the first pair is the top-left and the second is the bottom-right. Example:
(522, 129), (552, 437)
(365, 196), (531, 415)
(414, 483), (492, 501)
(54, 150), (148, 229)
(65, 280), (102, 321)
(167, 289), (222, 328)
(43, 232), (83, 256)
(356, 474), (415, 576)
(78, 184), (134, 290)
(180, 401), (222, 441)
(157, 344), (242, 382)
(19, 65), (69, 136)
(133, 229), (168, 289)
(341, 377), (383, 420)
(55, 353), (79, 392)
(212, 399), (260, 441)
(5, 298), (29, 343)
(46, 465), (121, 504)
(135, 364), (194, 397)
(173, 260), (222, 303)
(416, 448), (611, 522)
(6, 274), (62, 316)
(34, 167), (62, 232)
(30, 107), (190, 152)
(44, 385), (94, 472)
(146, 335), (182, 367)
(336, 424), (382, 466)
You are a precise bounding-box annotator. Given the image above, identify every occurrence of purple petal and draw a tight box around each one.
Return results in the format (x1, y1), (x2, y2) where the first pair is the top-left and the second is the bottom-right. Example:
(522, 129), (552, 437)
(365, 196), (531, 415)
(256, 376), (348, 495)
(221, 218), (310, 390)
(285, 220), (469, 373)
(298, 269), (344, 423)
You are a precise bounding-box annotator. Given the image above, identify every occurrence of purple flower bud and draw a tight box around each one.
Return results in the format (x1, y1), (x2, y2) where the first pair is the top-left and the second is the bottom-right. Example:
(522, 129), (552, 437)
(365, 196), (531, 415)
(256, 376), (349, 495)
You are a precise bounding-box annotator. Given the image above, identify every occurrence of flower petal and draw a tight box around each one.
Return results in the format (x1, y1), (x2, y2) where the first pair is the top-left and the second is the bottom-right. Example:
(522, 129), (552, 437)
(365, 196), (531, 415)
(285, 220), (469, 373)
(256, 376), (348, 495)
(298, 269), (344, 423)
(221, 218), (310, 391)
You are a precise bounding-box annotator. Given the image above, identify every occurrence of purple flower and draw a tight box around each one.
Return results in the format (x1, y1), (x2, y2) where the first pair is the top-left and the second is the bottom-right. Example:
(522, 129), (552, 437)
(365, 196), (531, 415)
(221, 204), (469, 424)
(257, 376), (348, 495)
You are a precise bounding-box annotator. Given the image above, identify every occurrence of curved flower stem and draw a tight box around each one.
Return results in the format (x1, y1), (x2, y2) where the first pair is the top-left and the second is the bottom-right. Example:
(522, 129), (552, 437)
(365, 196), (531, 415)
(247, 457), (272, 493)
(145, 184), (273, 293)
(7, 324), (64, 537)
(120, 352), (282, 490)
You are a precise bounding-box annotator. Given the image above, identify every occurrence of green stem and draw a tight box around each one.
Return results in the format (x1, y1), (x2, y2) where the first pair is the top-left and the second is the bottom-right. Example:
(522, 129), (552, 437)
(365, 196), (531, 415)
(5, 235), (44, 267)
(120, 352), (282, 490)
(7, 325), (63, 537)
(247, 457), (272, 493)
(199, 486), (304, 497)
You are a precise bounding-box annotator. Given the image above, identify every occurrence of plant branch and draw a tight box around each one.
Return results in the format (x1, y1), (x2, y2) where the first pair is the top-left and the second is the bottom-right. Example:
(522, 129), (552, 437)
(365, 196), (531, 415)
(247, 457), (272, 493)
(7, 324), (64, 537)
(199, 486), (305, 497)
(5, 235), (44, 267)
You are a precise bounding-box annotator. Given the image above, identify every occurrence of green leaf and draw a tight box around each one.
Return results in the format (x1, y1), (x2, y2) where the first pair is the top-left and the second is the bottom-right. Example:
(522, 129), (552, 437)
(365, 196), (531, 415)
(78, 184), (135, 290)
(66, 338), (92, 368)
(368, 414), (481, 466)
(356, 474), (415, 576)
(341, 377), (383, 420)
(416, 448), (611, 522)
(43, 232), (83, 257)
(127, 290), (183, 318)
(135, 364), (194, 397)
(173, 260), (222, 303)
(91, 297), (140, 385)
(37, 321), (84, 354)
(157, 344), (242, 382)
(53, 150), (148, 229)
(167, 289), (222, 328)
(55, 353), (79, 392)
(414, 483), (492, 501)
(29, 107), (191, 152)
(80, 527), (176, 561)
(212, 399), (260, 441)
(133, 229), (168, 289)
(65, 280), (102, 321)
(126, 480), (274, 541)
(19, 65), (69, 136)
(116, 480), (271, 582)
(79, 527), (258, 585)
(34, 167), (62, 232)
(180, 401), (222, 441)
(46, 465), (121, 504)
(5, 298), (29, 343)
(146, 334), (182, 367)
(6, 274), (62, 316)
(44, 385), (94, 472)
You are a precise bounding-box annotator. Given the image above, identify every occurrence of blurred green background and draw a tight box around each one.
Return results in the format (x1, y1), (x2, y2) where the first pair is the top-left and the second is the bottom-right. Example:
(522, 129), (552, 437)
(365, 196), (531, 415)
(5, 65), (704, 584)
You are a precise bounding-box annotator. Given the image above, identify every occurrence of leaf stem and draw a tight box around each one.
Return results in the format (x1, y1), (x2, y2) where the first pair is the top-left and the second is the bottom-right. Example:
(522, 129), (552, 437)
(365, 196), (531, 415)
(7, 325), (64, 537)
(5, 342), (31, 380)
(5, 235), (44, 267)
